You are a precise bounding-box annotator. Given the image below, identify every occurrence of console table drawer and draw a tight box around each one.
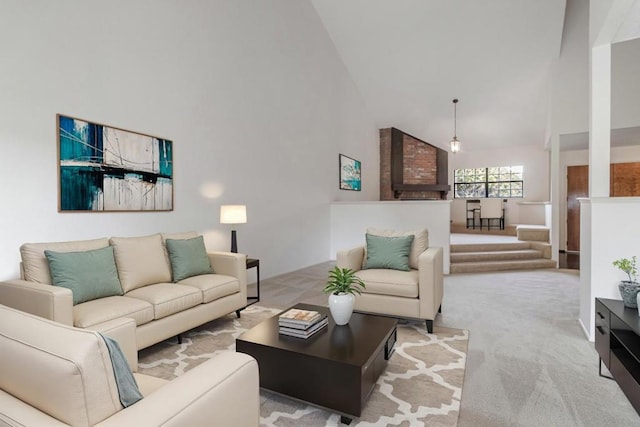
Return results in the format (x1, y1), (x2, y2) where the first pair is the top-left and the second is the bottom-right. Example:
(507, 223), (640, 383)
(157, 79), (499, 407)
(595, 299), (610, 366)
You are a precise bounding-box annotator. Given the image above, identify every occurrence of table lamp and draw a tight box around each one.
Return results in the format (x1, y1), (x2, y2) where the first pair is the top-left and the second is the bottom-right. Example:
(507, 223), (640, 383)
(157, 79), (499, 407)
(220, 205), (247, 253)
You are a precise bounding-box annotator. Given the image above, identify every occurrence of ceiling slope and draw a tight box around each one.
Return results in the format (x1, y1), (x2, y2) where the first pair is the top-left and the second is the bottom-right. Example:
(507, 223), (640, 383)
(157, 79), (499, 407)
(312, 0), (566, 151)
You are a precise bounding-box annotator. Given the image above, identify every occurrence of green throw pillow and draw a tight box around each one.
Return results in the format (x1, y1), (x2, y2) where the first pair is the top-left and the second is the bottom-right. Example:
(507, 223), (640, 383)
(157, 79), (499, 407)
(364, 233), (414, 271)
(166, 236), (213, 282)
(45, 246), (123, 305)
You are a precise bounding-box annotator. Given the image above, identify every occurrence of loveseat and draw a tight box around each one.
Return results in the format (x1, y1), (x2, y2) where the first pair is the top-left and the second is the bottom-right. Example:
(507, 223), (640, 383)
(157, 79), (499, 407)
(336, 228), (443, 333)
(0, 303), (259, 426)
(0, 232), (247, 350)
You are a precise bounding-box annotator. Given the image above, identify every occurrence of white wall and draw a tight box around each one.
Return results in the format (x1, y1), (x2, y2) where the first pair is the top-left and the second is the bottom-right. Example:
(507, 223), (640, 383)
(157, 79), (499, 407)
(329, 201), (451, 274)
(448, 145), (550, 226)
(0, 1), (378, 280)
(579, 198), (640, 340)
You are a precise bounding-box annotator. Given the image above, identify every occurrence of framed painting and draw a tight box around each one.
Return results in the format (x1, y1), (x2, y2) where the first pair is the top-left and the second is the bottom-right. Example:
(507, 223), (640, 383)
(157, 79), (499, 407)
(339, 154), (361, 191)
(57, 114), (173, 211)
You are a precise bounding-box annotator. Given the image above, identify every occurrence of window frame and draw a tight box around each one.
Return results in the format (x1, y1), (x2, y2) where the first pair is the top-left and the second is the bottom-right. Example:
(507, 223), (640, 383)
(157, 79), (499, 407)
(453, 166), (523, 199)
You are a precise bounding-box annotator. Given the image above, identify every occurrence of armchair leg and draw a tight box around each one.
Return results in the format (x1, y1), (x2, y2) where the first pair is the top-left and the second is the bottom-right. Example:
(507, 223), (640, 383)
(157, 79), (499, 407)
(438, 305), (442, 313)
(426, 319), (433, 333)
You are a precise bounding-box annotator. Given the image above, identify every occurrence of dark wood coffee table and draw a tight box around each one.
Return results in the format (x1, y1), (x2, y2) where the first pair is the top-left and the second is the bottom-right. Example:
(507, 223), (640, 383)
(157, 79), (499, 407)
(236, 303), (397, 424)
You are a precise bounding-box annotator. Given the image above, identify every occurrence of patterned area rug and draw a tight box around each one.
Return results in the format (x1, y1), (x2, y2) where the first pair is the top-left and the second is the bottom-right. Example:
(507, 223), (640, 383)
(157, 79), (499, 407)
(138, 305), (468, 426)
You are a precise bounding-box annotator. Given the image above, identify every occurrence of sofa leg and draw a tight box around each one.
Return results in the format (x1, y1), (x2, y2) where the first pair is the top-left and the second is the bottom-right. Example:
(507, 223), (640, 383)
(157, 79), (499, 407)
(438, 305), (442, 313)
(236, 309), (241, 318)
(176, 334), (182, 344)
(426, 320), (433, 334)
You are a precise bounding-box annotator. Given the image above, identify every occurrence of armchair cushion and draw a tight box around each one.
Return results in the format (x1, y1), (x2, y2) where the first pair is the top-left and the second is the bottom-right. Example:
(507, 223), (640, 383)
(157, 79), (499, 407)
(366, 228), (429, 269)
(166, 236), (213, 281)
(355, 269), (419, 298)
(363, 233), (414, 271)
(45, 246), (123, 305)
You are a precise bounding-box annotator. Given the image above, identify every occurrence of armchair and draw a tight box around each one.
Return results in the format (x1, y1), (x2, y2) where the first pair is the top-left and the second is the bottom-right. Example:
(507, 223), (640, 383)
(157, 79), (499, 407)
(336, 228), (443, 333)
(0, 304), (260, 427)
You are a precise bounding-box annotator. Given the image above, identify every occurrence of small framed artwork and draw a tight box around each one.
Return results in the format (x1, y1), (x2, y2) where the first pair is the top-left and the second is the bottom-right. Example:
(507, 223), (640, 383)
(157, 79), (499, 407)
(57, 114), (173, 212)
(339, 154), (361, 191)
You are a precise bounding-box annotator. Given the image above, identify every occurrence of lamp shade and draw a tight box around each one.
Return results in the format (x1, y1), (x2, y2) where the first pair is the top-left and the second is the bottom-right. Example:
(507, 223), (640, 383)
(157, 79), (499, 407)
(450, 137), (461, 153)
(220, 205), (247, 224)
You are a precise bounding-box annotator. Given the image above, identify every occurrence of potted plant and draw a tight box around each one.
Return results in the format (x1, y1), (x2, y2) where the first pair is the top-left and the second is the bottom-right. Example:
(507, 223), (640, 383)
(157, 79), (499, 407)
(323, 266), (366, 325)
(613, 256), (640, 308)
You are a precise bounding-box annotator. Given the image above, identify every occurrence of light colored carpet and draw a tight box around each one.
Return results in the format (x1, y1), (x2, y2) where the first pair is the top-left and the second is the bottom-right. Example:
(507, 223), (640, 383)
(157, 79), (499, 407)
(441, 269), (639, 427)
(137, 305), (469, 426)
(252, 262), (640, 426)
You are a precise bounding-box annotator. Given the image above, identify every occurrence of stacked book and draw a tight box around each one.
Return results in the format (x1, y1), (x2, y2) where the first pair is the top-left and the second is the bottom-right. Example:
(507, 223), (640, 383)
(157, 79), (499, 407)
(278, 308), (328, 339)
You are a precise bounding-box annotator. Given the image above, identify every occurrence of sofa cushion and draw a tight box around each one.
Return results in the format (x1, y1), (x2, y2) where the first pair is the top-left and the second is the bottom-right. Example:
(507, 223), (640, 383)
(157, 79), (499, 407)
(110, 234), (172, 292)
(363, 233), (414, 271)
(0, 304), (122, 426)
(74, 296), (155, 328)
(166, 236), (213, 281)
(45, 246), (123, 305)
(355, 269), (419, 298)
(160, 231), (198, 266)
(366, 227), (429, 270)
(125, 283), (203, 320)
(20, 238), (110, 284)
(178, 274), (240, 303)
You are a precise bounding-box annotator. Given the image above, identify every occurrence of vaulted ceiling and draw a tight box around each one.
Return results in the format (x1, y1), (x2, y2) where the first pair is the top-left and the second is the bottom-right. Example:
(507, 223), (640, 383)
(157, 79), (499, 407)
(311, 0), (567, 152)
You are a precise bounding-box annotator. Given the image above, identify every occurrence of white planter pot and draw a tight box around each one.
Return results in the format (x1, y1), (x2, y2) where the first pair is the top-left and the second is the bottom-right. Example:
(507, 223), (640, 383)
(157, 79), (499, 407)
(328, 293), (355, 325)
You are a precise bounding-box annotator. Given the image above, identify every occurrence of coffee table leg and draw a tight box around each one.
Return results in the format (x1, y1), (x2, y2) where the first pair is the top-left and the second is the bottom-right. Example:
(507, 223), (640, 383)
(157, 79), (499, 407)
(340, 415), (352, 425)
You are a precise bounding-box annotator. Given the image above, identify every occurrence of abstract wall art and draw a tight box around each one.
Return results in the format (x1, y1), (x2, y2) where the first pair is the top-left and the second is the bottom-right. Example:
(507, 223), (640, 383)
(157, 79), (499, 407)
(339, 154), (361, 191)
(57, 114), (173, 211)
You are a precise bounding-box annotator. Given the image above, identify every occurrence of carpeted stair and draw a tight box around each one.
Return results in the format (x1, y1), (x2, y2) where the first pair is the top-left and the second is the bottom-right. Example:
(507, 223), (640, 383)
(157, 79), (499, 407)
(450, 242), (556, 273)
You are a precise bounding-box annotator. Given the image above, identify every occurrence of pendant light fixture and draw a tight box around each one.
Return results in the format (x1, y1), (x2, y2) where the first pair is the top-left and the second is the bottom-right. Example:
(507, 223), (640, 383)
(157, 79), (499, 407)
(450, 98), (461, 154)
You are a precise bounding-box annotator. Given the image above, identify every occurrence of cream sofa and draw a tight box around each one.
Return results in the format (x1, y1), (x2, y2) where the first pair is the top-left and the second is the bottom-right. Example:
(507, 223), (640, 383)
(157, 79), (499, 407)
(0, 232), (247, 350)
(336, 228), (443, 333)
(0, 304), (259, 426)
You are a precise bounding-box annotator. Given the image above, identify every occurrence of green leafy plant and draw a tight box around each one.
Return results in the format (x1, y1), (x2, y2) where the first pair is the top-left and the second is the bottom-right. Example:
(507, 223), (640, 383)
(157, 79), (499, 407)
(613, 256), (638, 283)
(323, 267), (366, 296)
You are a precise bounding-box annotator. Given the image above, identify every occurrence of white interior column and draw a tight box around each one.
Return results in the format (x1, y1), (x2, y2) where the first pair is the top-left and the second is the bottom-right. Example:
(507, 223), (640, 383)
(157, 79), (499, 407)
(549, 134), (560, 264)
(588, 44), (611, 197)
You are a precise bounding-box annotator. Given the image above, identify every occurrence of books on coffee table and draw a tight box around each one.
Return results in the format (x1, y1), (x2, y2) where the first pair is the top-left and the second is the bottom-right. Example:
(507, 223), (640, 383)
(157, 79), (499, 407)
(279, 317), (328, 339)
(278, 308), (328, 338)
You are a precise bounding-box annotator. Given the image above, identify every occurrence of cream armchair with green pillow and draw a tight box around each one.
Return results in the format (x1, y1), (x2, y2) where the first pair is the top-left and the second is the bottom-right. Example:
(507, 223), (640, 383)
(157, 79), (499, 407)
(336, 228), (443, 333)
(0, 304), (259, 427)
(0, 232), (248, 350)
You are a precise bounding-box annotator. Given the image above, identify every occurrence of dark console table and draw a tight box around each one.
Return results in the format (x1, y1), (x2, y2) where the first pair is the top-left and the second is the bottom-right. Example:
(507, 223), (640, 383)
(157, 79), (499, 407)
(595, 298), (640, 414)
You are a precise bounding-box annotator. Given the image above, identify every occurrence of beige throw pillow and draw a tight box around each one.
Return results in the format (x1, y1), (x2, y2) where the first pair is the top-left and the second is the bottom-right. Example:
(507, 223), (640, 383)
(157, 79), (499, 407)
(110, 234), (172, 292)
(366, 228), (429, 270)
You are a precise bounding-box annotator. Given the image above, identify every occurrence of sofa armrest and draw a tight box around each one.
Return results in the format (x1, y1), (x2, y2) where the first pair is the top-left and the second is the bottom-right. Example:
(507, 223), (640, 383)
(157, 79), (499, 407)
(96, 352), (259, 427)
(417, 247), (444, 320)
(336, 246), (365, 272)
(208, 252), (248, 299)
(88, 317), (138, 372)
(0, 279), (73, 325)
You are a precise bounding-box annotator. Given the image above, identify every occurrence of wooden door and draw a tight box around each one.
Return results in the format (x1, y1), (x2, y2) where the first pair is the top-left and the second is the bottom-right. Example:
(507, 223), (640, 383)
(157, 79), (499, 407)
(567, 165), (588, 251)
(611, 162), (640, 196)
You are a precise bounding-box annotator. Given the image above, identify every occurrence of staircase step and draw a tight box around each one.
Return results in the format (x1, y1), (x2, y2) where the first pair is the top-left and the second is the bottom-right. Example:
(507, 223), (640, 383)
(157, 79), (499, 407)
(451, 249), (543, 263)
(450, 259), (557, 274)
(451, 242), (531, 253)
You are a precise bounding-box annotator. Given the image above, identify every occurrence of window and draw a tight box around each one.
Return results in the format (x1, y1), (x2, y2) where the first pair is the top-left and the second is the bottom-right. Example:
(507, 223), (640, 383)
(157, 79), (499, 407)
(454, 165), (523, 198)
